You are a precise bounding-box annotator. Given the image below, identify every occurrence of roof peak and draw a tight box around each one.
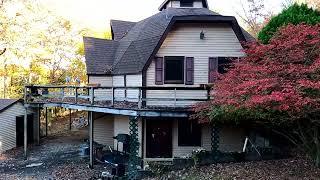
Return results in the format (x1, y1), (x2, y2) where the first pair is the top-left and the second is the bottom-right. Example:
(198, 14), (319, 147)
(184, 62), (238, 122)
(159, 0), (209, 11)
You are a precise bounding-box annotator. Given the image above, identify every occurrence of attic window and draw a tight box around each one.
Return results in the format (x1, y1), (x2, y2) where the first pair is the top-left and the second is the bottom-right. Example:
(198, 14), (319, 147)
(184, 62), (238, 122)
(180, 1), (193, 7)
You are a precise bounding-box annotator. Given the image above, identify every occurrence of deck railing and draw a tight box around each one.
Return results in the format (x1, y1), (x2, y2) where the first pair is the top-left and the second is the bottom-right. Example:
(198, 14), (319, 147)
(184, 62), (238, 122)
(25, 85), (211, 109)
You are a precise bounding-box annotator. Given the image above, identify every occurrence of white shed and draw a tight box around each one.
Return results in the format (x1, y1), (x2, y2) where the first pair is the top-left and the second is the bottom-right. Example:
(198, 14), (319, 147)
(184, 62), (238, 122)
(0, 99), (39, 153)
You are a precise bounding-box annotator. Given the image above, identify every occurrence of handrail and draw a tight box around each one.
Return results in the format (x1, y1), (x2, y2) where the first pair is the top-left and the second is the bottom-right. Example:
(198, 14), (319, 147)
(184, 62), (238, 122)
(24, 84), (211, 109)
(25, 85), (211, 90)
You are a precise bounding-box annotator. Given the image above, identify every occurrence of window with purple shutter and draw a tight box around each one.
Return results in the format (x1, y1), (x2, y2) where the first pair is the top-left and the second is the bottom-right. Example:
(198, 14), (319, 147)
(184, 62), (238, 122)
(208, 57), (218, 83)
(185, 57), (194, 85)
(155, 57), (163, 85)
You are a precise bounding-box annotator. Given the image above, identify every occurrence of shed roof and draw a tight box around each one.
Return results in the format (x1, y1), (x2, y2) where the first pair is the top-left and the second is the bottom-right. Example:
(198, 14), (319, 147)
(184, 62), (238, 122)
(0, 99), (21, 113)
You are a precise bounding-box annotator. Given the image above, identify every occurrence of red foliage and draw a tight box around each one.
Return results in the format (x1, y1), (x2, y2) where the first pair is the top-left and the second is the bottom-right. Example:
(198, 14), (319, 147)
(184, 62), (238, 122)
(195, 24), (320, 123)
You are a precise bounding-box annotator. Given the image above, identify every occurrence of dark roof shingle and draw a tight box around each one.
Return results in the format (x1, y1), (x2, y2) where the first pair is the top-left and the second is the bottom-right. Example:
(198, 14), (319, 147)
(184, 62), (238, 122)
(110, 20), (136, 41)
(0, 99), (20, 112)
(84, 37), (119, 75)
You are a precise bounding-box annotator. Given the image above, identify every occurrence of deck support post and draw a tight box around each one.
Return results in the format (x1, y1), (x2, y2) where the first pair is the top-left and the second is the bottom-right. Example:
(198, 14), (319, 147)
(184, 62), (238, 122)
(69, 109), (72, 131)
(211, 122), (221, 163)
(37, 107), (40, 145)
(88, 111), (94, 169)
(128, 116), (139, 180)
(45, 107), (48, 137)
(24, 107), (28, 160)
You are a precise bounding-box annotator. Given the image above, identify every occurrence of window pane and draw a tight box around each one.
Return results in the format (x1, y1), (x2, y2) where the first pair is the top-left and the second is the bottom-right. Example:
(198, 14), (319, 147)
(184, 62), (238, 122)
(164, 56), (184, 83)
(180, 2), (193, 7)
(178, 119), (201, 147)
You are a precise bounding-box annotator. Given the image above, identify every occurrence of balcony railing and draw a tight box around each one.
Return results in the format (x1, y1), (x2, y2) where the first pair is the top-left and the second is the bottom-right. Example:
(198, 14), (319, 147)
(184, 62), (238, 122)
(24, 85), (211, 110)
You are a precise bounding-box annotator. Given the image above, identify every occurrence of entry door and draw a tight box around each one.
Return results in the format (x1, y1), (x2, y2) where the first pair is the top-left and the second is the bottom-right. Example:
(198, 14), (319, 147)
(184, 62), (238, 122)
(146, 120), (172, 158)
(16, 115), (34, 147)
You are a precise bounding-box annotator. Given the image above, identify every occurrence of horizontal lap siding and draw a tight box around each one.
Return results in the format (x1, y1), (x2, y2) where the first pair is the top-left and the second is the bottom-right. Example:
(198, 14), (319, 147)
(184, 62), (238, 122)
(146, 23), (244, 107)
(173, 122), (245, 158)
(113, 76), (125, 101)
(146, 90), (207, 107)
(93, 114), (114, 147)
(172, 120), (211, 158)
(0, 103), (26, 153)
(113, 115), (143, 157)
(89, 76), (113, 101)
(126, 74), (142, 102)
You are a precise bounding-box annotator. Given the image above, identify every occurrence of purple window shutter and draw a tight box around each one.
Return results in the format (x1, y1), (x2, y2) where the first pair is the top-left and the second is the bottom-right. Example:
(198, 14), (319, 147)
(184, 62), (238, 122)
(185, 57), (194, 85)
(155, 57), (164, 85)
(208, 57), (218, 83)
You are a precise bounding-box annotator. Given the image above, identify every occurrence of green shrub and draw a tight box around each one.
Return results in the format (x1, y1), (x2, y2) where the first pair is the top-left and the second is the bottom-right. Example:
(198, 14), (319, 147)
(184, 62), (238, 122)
(258, 3), (320, 44)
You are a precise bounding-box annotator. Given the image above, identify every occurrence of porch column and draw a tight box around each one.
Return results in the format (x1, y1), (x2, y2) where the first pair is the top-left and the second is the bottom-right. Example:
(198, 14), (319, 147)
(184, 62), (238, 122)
(211, 122), (220, 163)
(88, 111), (94, 169)
(24, 107), (28, 159)
(128, 116), (139, 180)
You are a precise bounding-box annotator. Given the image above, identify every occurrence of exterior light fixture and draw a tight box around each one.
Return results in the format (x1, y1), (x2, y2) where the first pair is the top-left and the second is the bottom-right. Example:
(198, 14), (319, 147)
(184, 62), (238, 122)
(200, 31), (205, 40)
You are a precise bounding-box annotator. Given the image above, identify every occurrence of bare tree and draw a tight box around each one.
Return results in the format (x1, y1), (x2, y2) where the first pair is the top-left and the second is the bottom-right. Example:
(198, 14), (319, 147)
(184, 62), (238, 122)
(237, 0), (272, 37)
(306, 0), (320, 9)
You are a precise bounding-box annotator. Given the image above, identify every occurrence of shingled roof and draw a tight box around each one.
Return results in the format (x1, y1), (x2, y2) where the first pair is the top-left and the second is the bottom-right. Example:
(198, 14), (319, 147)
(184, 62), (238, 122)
(84, 37), (119, 75)
(0, 99), (21, 113)
(110, 20), (136, 41)
(84, 8), (254, 75)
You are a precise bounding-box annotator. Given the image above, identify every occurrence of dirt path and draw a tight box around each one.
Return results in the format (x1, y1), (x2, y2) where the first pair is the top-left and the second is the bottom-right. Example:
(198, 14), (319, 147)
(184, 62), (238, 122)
(0, 129), (105, 180)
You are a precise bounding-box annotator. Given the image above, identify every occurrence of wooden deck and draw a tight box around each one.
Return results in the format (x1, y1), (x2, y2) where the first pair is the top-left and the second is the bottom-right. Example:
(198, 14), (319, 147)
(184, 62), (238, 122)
(24, 85), (211, 117)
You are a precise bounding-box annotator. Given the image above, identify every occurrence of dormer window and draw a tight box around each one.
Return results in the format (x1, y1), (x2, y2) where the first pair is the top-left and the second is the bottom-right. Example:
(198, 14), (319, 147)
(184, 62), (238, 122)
(159, 0), (209, 11)
(180, 1), (193, 7)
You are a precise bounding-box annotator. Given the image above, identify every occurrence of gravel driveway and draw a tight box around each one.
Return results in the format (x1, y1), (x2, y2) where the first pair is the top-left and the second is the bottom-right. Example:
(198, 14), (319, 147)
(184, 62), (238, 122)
(0, 129), (106, 180)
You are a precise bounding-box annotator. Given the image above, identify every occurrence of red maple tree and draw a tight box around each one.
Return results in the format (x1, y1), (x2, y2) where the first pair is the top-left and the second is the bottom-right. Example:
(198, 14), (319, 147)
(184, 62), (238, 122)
(195, 24), (320, 124)
(195, 23), (320, 166)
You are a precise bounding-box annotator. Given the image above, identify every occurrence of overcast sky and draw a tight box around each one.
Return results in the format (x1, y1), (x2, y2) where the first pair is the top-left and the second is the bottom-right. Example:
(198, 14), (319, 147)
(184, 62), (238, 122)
(41, 0), (286, 31)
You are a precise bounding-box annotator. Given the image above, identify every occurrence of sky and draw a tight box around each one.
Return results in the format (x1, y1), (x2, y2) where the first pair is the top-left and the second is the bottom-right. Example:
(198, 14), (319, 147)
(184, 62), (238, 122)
(41, 0), (287, 32)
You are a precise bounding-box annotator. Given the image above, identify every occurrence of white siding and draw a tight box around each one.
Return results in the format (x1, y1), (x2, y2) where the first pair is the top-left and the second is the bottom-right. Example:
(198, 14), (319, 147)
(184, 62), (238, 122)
(172, 119), (211, 158)
(146, 23), (244, 106)
(165, 1), (203, 8)
(113, 76), (125, 101)
(126, 74), (142, 102)
(93, 114), (114, 147)
(166, 1), (180, 8)
(193, 1), (203, 8)
(0, 102), (38, 153)
(113, 115), (143, 157)
(89, 76), (113, 101)
(172, 121), (246, 158)
(89, 75), (142, 102)
(89, 76), (113, 86)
